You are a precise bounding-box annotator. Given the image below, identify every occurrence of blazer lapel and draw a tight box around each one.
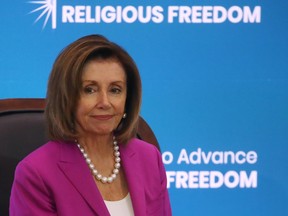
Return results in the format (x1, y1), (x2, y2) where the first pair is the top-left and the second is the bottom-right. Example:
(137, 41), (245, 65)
(57, 142), (110, 216)
(121, 142), (146, 216)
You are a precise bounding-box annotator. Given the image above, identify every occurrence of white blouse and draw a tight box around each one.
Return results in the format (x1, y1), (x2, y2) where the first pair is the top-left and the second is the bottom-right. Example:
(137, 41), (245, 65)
(104, 193), (134, 216)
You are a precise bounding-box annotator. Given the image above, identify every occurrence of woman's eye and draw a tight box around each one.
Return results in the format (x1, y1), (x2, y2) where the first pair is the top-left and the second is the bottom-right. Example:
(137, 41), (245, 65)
(111, 87), (121, 94)
(83, 86), (95, 94)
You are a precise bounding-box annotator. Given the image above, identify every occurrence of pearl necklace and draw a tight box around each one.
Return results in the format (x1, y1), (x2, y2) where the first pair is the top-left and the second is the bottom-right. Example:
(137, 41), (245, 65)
(76, 137), (121, 184)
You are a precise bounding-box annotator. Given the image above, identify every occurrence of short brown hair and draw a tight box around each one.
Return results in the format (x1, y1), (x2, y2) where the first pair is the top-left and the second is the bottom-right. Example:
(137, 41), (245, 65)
(45, 34), (142, 144)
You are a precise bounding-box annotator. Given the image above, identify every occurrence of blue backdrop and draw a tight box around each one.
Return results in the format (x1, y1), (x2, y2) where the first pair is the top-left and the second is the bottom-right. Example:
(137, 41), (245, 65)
(1, 0), (288, 215)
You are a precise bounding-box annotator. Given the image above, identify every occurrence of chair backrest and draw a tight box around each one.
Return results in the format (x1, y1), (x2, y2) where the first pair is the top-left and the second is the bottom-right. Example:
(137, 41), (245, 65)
(0, 98), (159, 216)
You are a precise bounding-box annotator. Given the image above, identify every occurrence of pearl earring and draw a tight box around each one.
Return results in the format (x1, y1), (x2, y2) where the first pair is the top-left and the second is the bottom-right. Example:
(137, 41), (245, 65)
(123, 113), (127, 119)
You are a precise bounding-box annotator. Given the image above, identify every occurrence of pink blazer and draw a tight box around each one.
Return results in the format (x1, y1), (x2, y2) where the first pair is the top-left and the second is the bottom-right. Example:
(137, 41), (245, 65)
(10, 138), (172, 216)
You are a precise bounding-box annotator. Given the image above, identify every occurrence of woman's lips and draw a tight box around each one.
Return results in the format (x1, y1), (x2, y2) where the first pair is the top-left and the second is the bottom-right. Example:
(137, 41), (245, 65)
(91, 115), (114, 120)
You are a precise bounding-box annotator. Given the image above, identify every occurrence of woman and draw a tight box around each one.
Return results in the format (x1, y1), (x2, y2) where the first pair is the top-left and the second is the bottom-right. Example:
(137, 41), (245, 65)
(10, 35), (172, 216)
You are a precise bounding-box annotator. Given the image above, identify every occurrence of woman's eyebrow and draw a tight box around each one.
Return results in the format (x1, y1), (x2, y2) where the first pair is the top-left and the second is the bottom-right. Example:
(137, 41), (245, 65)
(82, 80), (98, 84)
(111, 80), (126, 85)
(82, 80), (125, 84)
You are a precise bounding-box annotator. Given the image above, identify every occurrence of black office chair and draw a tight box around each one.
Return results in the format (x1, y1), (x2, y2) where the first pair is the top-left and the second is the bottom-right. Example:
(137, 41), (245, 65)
(0, 98), (159, 216)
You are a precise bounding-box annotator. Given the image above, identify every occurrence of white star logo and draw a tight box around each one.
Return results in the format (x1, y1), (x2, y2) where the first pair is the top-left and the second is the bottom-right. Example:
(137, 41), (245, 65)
(28, 0), (57, 29)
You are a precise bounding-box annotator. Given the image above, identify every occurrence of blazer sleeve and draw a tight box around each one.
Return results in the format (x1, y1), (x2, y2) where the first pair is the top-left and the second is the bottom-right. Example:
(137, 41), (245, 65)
(157, 149), (173, 216)
(10, 160), (57, 216)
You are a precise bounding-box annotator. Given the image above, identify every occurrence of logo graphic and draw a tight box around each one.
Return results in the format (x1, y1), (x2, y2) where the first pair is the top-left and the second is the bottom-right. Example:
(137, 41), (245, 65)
(28, 0), (57, 29)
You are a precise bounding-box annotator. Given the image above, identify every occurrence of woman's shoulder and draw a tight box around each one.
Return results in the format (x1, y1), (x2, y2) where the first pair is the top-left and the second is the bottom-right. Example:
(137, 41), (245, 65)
(126, 138), (160, 152)
(122, 138), (166, 183)
(22, 141), (58, 159)
(121, 138), (162, 163)
(19, 140), (72, 167)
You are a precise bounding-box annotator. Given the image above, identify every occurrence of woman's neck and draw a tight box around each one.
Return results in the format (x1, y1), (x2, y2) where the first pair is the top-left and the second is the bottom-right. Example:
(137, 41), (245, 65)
(77, 133), (114, 158)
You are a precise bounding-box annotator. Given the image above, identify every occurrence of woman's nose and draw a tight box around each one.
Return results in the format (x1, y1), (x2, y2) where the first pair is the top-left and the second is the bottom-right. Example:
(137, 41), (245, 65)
(97, 91), (111, 109)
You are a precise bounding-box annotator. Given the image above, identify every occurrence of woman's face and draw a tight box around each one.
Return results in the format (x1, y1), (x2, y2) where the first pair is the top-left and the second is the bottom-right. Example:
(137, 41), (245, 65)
(75, 59), (127, 137)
